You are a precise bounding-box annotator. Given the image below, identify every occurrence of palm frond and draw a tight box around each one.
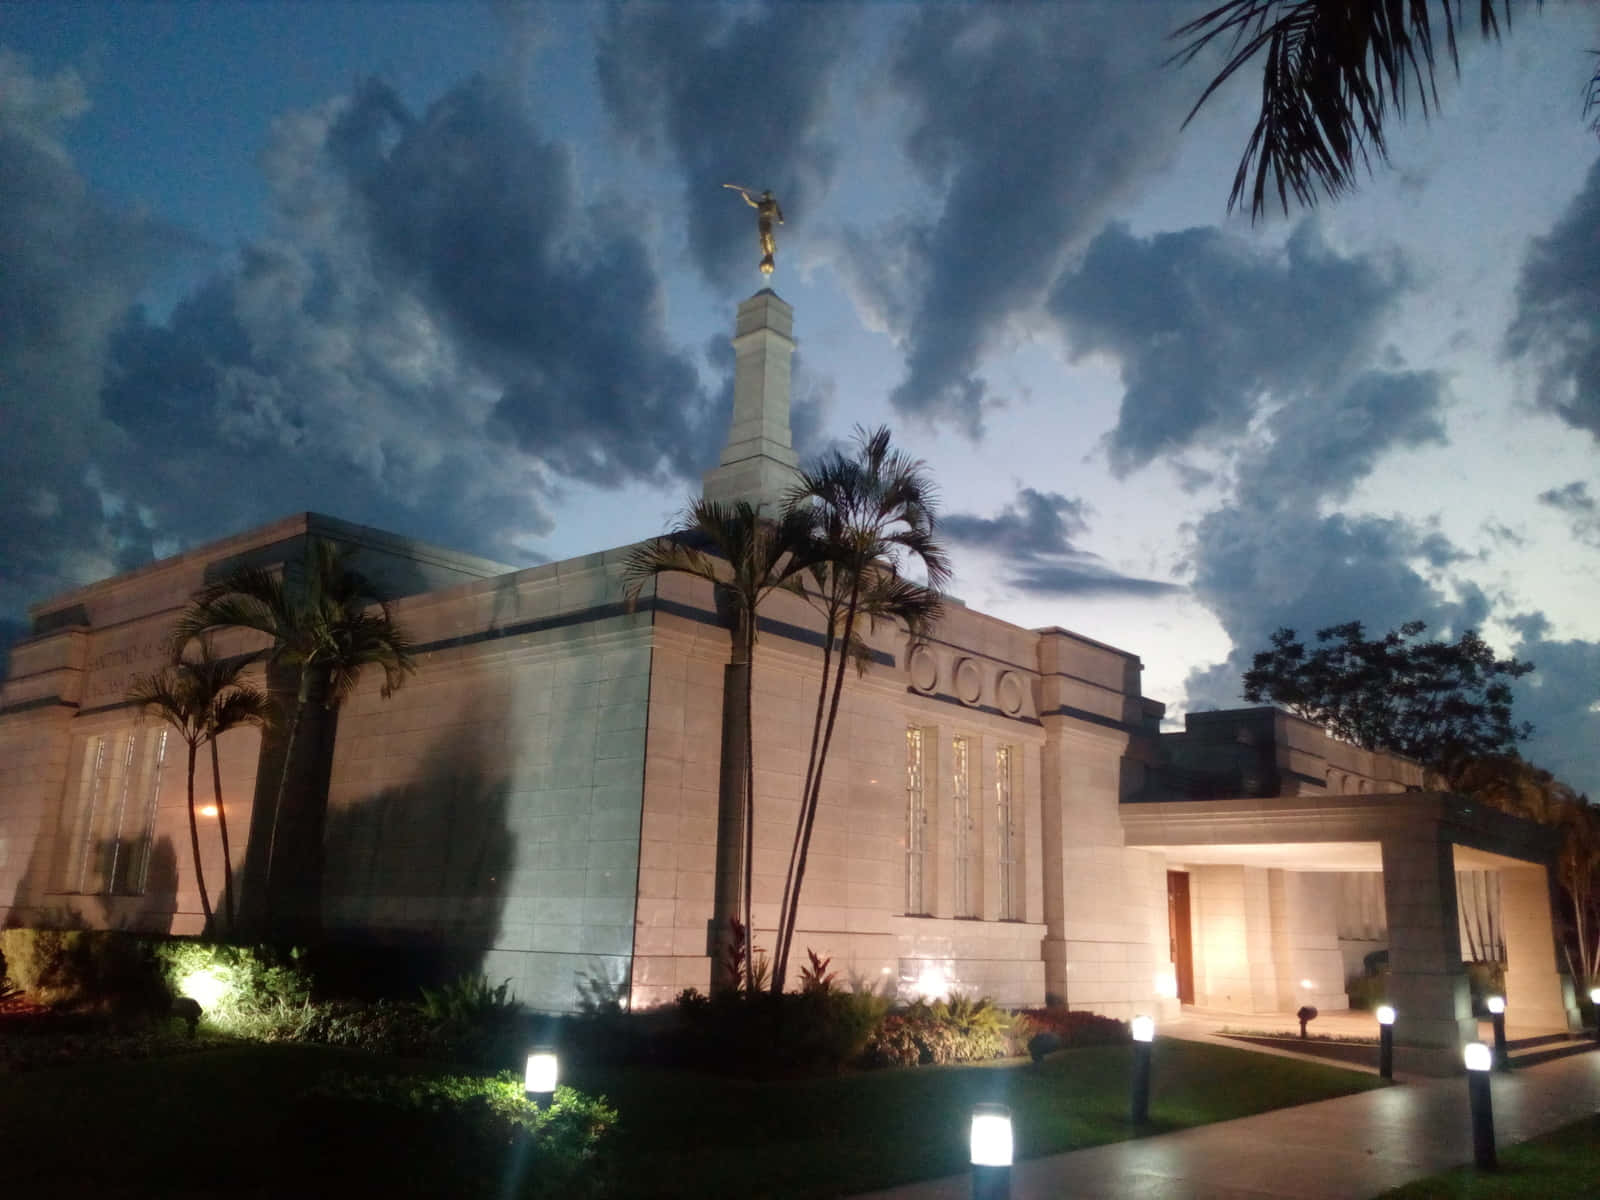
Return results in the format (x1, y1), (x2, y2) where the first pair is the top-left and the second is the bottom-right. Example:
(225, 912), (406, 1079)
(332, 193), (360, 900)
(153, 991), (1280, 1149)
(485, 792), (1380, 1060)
(1172, 1), (1523, 219)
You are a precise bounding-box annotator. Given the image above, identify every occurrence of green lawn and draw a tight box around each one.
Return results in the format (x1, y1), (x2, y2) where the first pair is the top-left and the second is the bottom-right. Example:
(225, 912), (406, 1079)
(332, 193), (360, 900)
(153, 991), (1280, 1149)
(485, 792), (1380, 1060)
(1380, 1113), (1600, 1198)
(0, 1038), (1386, 1198)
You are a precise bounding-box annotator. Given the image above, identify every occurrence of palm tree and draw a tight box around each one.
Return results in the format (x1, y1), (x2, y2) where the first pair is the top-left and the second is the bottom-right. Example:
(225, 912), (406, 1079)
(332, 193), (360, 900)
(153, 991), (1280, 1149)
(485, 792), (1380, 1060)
(172, 538), (415, 934)
(771, 427), (949, 994)
(1171, 1), (1569, 219)
(127, 640), (270, 936)
(623, 499), (819, 993)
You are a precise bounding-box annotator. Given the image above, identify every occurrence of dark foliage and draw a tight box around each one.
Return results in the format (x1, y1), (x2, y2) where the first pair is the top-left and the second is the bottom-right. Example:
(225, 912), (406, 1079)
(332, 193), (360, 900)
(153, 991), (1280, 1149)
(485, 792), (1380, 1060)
(1241, 620), (1532, 770)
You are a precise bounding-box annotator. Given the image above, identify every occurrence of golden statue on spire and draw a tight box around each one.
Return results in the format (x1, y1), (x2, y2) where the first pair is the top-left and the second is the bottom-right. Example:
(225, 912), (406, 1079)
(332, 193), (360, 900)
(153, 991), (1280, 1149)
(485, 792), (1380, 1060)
(724, 184), (783, 276)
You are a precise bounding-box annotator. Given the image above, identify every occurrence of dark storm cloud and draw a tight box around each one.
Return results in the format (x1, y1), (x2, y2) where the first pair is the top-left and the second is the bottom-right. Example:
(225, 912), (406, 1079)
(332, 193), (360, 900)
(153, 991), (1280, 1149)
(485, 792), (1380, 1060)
(1537, 480), (1600, 547)
(0, 58), (716, 643)
(595, 3), (853, 291)
(1509, 622), (1600, 798)
(1505, 157), (1600, 439)
(1049, 222), (1411, 475)
(943, 488), (1181, 599)
(874, 4), (1190, 434)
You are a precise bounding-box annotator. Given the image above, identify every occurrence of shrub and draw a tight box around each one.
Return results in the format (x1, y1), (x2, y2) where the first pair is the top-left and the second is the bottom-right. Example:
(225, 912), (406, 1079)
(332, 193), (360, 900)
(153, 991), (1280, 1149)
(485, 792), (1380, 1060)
(859, 995), (1010, 1068)
(296, 1071), (617, 1198)
(1027, 1031), (1063, 1063)
(1345, 972), (1387, 1011)
(417, 973), (517, 1025)
(153, 941), (316, 1039)
(0, 928), (164, 1010)
(1012, 1007), (1129, 1047)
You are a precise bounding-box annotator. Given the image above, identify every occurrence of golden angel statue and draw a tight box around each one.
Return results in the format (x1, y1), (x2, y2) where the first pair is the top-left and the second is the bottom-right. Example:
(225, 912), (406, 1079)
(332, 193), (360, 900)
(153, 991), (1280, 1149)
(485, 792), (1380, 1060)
(724, 184), (784, 276)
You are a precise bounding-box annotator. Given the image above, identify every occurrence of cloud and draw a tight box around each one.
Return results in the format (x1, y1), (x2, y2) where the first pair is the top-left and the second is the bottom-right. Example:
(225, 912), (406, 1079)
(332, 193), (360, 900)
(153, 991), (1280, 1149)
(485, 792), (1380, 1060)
(1509, 623), (1600, 798)
(1505, 157), (1600, 439)
(834, 4), (1189, 434)
(1, 62), (717, 637)
(595, 3), (854, 291)
(943, 488), (1181, 598)
(1049, 221), (1412, 475)
(1536, 480), (1600, 547)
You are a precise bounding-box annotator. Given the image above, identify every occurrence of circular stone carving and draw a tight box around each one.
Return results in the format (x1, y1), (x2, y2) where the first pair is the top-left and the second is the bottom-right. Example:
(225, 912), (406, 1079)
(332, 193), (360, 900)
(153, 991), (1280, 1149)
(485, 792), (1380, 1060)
(954, 657), (983, 705)
(908, 645), (939, 693)
(996, 671), (1026, 717)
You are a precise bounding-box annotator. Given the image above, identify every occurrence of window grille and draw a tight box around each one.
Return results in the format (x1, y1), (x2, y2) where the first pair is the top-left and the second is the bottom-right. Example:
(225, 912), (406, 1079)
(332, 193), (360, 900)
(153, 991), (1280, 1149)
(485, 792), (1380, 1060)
(905, 727), (929, 914)
(995, 745), (1018, 920)
(952, 735), (976, 917)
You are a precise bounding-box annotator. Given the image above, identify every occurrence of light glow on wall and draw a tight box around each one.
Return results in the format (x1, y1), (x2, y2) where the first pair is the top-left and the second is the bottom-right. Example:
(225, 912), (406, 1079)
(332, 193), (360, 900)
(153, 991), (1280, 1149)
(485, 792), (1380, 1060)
(199, 805), (219, 817)
(1463, 1042), (1492, 1072)
(1154, 972), (1177, 998)
(1299, 978), (1314, 990)
(1131, 1015), (1155, 1043)
(1590, 986), (1600, 1005)
(912, 961), (950, 1000)
(969, 1105), (1013, 1166)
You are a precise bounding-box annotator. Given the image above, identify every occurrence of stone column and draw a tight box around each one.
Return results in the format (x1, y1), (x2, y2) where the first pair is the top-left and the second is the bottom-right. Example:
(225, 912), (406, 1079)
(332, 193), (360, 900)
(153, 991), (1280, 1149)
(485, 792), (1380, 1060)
(1381, 833), (1475, 1075)
(1500, 864), (1582, 1034)
(701, 289), (801, 512)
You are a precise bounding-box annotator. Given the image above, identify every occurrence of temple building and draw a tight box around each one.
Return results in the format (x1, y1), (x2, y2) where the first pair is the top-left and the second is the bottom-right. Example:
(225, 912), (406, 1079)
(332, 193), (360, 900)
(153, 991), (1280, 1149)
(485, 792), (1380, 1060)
(0, 290), (1581, 1074)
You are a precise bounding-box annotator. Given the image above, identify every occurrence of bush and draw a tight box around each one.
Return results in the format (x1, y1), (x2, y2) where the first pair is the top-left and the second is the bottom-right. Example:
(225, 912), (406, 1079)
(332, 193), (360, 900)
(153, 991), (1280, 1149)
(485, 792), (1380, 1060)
(1012, 1007), (1129, 1047)
(1465, 960), (1506, 1016)
(154, 940), (317, 1039)
(296, 1071), (617, 1198)
(0, 928), (165, 1010)
(859, 995), (1012, 1068)
(1345, 973), (1387, 1011)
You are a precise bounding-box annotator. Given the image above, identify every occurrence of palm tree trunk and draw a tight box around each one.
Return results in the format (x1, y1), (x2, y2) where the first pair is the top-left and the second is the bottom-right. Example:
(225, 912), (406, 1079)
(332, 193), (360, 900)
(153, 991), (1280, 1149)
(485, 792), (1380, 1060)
(210, 737), (236, 932)
(184, 740), (214, 936)
(742, 618), (758, 995)
(773, 608), (837, 993)
(264, 676), (310, 929)
(777, 589), (860, 996)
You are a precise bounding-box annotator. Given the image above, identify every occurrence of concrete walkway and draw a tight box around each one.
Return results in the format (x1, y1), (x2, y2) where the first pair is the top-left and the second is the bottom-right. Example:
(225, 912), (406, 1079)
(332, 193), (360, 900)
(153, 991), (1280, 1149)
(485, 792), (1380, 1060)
(854, 1047), (1600, 1199)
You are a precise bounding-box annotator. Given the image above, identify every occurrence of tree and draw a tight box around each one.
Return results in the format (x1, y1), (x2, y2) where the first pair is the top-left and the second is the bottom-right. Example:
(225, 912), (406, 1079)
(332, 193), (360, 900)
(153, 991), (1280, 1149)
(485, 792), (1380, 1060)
(128, 639), (271, 935)
(1171, 1), (1598, 219)
(172, 538), (415, 935)
(1240, 619), (1533, 770)
(623, 500), (819, 993)
(771, 427), (949, 995)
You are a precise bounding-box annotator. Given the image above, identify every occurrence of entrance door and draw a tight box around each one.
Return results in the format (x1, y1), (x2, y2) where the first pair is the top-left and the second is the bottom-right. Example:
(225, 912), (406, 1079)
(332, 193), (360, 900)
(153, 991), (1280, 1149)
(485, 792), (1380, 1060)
(1167, 870), (1195, 1004)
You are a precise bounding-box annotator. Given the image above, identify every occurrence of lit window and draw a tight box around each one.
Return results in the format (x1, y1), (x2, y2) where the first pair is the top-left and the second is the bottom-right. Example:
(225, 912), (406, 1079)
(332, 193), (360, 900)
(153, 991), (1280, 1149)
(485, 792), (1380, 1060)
(995, 745), (1018, 920)
(952, 735), (976, 917)
(906, 727), (929, 915)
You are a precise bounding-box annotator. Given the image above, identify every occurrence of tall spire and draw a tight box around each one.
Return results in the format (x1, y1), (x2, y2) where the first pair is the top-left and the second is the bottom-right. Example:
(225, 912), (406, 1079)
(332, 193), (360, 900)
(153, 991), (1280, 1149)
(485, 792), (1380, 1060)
(701, 289), (801, 512)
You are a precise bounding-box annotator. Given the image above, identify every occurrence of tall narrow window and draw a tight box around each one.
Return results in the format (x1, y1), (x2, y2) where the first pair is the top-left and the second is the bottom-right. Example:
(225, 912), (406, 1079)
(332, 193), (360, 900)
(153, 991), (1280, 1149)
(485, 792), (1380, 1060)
(995, 745), (1018, 920)
(63, 727), (167, 895)
(905, 727), (929, 914)
(952, 735), (976, 917)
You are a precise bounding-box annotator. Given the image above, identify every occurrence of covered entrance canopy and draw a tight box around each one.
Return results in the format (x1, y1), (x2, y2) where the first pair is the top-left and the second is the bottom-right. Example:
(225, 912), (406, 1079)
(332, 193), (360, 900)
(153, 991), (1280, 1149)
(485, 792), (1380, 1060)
(1123, 792), (1582, 1075)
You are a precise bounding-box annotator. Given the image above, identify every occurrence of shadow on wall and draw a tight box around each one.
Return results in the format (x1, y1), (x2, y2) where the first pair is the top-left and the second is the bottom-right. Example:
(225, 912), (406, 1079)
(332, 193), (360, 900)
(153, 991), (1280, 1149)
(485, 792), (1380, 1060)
(6, 831), (178, 935)
(316, 694), (515, 996)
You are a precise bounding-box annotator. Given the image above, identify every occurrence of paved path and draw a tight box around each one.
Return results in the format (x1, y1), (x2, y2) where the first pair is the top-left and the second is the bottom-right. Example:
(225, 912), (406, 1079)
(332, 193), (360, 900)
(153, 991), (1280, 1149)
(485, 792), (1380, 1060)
(853, 1048), (1600, 1199)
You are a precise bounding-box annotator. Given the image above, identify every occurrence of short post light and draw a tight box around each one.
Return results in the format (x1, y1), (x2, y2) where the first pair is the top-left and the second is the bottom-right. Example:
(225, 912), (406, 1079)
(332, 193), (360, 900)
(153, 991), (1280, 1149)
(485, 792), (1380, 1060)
(1463, 1042), (1496, 1169)
(1375, 1005), (1396, 1080)
(524, 1047), (558, 1105)
(1130, 1014), (1155, 1124)
(1589, 986), (1600, 1044)
(1485, 995), (1509, 1070)
(970, 1103), (1013, 1200)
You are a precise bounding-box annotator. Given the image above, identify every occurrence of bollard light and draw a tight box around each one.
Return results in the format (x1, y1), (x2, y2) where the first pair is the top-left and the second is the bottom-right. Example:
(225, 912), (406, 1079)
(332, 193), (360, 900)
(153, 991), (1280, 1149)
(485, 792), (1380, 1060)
(1591, 987), (1600, 1044)
(970, 1103), (1013, 1200)
(525, 1048), (558, 1102)
(1485, 996), (1510, 1070)
(1375, 1005), (1395, 1080)
(1463, 1042), (1497, 1169)
(1130, 1015), (1155, 1124)
(1590, 986), (1600, 1006)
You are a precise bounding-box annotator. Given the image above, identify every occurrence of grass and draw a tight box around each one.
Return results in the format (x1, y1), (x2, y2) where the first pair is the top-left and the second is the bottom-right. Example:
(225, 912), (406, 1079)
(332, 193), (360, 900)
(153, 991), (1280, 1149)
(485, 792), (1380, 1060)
(1380, 1112), (1600, 1198)
(0, 1037), (1385, 1198)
